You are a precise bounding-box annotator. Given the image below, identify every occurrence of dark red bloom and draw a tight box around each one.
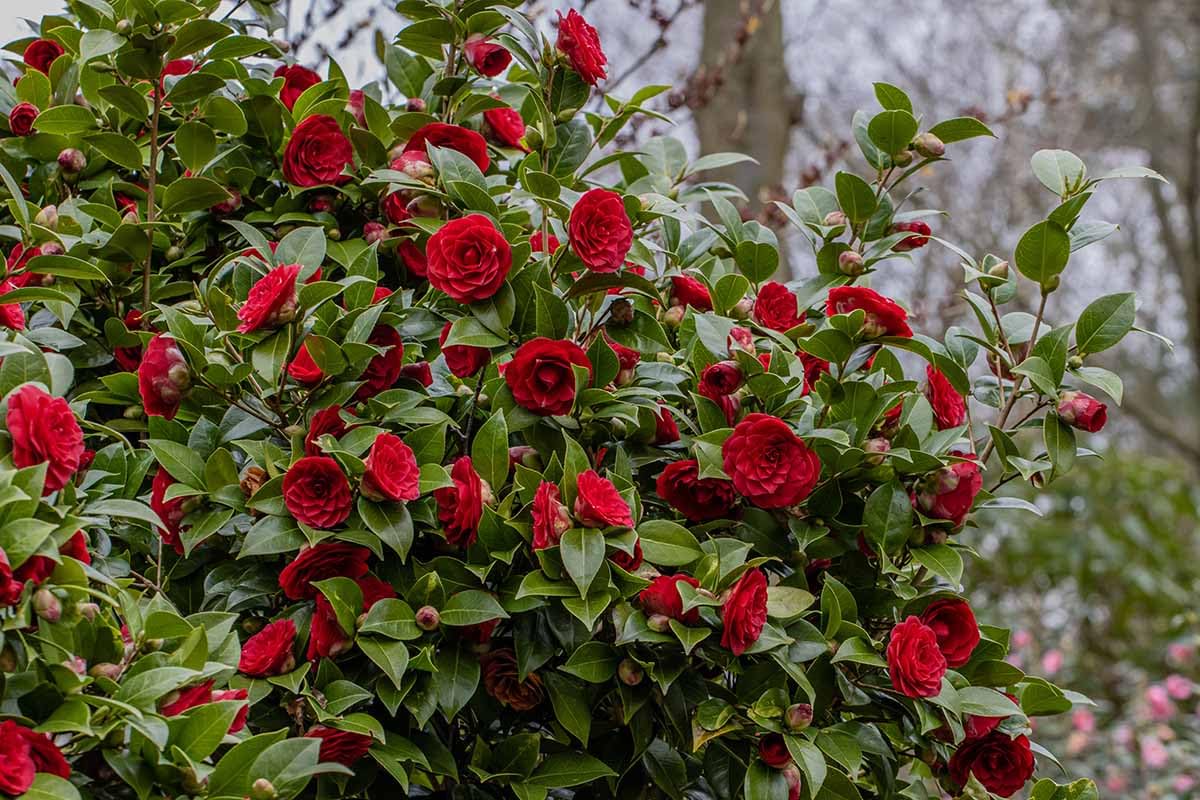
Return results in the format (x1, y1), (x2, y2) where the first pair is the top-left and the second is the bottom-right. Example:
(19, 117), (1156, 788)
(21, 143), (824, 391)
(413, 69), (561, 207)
(1057, 391), (1107, 432)
(800, 352), (830, 396)
(6, 384), (84, 494)
(483, 105), (527, 150)
(282, 114), (354, 187)
(400, 361), (433, 386)
(699, 361), (744, 398)
(657, 459), (736, 522)
(892, 220), (932, 251)
(569, 188), (633, 273)
(23, 39), (63, 74)
(305, 405), (350, 456)
(573, 469), (632, 528)
(926, 366), (966, 430)
(556, 10), (607, 85)
(399, 239), (428, 277)
(606, 334), (640, 372)
(212, 688), (250, 733)
(640, 574), (701, 624)
(0, 549), (24, 607)
(721, 568), (768, 655)
(465, 35), (512, 77)
(505, 337), (592, 416)
(434, 456), (485, 548)
(113, 309), (147, 372)
(670, 275), (712, 311)
(160, 680), (214, 716)
(278, 542), (371, 601)
(426, 214), (512, 304)
(346, 89), (366, 126)
(482, 648), (544, 710)
(238, 618), (297, 677)
(721, 414), (820, 509)
(439, 321), (490, 378)
(353, 325), (405, 402)
(887, 616), (947, 698)
(610, 539), (643, 572)
(150, 467), (186, 555)
(919, 598), (980, 668)
(404, 123), (490, 172)
(304, 726), (373, 766)
(531, 231), (561, 254)
(8, 102), (37, 137)
(237, 263), (299, 333)
(654, 404), (680, 444)
(826, 286), (912, 338)
(274, 64), (321, 110)
(755, 281), (805, 332)
(138, 334), (190, 420)
(531, 481), (570, 551)
(361, 433), (420, 502)
(758, 734), (791, 769)
(282, 456), (353, 529)
(915, 454), (983, 528)
(948, 733), (1035, 797)
(288, 340), (323, 385)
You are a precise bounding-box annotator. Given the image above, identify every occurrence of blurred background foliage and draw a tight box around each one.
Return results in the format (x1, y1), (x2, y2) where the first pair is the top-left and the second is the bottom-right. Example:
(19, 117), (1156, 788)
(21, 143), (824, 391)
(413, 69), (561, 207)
(7, 0), (1195, 792)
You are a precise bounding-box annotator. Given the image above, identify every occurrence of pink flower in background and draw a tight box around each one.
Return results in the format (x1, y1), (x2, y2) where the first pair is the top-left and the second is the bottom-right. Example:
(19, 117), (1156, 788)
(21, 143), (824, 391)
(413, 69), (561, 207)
(1165, 674), (1193, 700)
(1041, 649), (1063, 675)
(1139, 735), (1169, 769)
(1065, 731), (1089, 756)
(1114, 724), (1134, 748)
(1167, 642), (1194, 666)
(1173, 775), (1196, 794)
(1071, 709), (1096, 734)
(1145, 684), (1175, 721)
(1104, 771), (1129, 793)
(1011, 630), (1032, 649)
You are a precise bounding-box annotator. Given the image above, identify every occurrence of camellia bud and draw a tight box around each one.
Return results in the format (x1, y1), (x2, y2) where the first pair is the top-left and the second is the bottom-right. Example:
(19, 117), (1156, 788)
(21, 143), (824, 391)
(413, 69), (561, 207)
(782, 764), (802, 798)
(1067, 354), (1084, 370)
(0, 646), (18, 672)
(912, 132), (946, 158)
(242, 617), (266, 635)
(662, 305), (686, 329)
(211, 189), (242, 215)
(731, 297), (754, 320)
(78, 602), (100, 621)
(116, 18), (132, 34)
(363, 222), (387, 244)
(838, 250), (866, 276)
(250, 778), (279, 800)
(892, 149), (914, 167)
(89, 662), (123, 681)
(523, 125), (543, 151)
(823, 210), (847, 227)
(646, 613), (671, 633)
(64, 656), (87, 676)
(509, 445), (542, 471)
(863, 437), (891, 466)
(40, 241), (64, 257)
(34, 588), (62, 622)
(270, 38), (291, 54)
(617, 658), (644, 686)
(987, 260), (1009, 279)
(406, 194), (443, 218)
(394, 151), (436, 184)
(785, 703), (814, 731)
(34, 205), (58, 230)
(927, 529), (949, 546)
(57, 148), (86, 174)
(609, 298), (634, 326)
(165, 245), (184, 262)
(406, 97), (426, 113)
(122, 208), (139, 225)
(415, 605), (440, 631)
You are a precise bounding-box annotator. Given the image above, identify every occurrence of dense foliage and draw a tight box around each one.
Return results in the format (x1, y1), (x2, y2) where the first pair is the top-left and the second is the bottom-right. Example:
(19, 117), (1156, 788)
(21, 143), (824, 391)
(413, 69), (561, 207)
(0, 0), (1168, 798)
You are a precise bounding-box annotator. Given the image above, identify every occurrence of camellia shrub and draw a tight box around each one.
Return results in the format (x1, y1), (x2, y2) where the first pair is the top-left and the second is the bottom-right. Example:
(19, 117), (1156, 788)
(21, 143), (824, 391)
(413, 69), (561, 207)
(0, 0), (1168, 798)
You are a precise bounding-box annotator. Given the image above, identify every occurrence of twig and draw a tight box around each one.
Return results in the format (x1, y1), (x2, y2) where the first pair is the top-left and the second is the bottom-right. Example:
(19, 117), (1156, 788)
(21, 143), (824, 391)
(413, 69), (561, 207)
(142, 90), (162, 312)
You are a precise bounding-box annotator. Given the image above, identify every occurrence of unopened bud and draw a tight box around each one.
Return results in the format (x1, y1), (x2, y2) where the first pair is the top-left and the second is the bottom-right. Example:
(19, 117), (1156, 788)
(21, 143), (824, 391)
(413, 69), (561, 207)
(912, 132), (945, 159)
(927, 529), (948, 546)
(89, 662), (123, 681)
(39, 241), (64, 257)
(415, 605), (440, 631)
(509, 445), (542, 470)
(823, 210), (848, 227)
(0, 646), (18, 672)
(241, 617), (265, 635)
(57, 148), (86, 174)
(122, 209), (139, 225)
(123, 405), (144, 419)
(523, 125), (543, 150)
(730, 297), (754, 320)
(1042, 275), (1060, 292)
(270, 38), (290, 54)
(891, 149), (914, 167)
(79, 602), (100, 621)
(646, 613), (671, 633)
(783, 764), (802, 796)
(250, 778), (278, 800)
(405, 97), (426, 113)
(115, 19), (132, 34)
(63, 656), (87, 675)
(363, 222), (387, 244)
(838, 250), (865, 276)
(479, 479), (495, 506)
(166, 245), (184, 262)
(34, 589), (62, 622)
(662, 305), (686, 328)
(864, 437), (890, 465)
(785, 702), (813, 730)
(617, 658), (644, 686)
(406, 194), (443, 218)
(609, 298), (634, 325)
(1067, 355), (1083, 370)
(34, 205), (58, 230)
(987, 260), (1009, 279)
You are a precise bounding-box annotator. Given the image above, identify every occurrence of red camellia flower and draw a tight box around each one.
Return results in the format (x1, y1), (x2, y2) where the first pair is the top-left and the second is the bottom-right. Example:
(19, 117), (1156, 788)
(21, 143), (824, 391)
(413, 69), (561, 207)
(826, 286), (913, 338)
(574, 470), (633, 528)
(892, 220), (932, 251)
(505, 337), (592, 416)
(0, 720), (35, 796)
(288, 340), (323, 385)
(758, 734), (791, 769)
(606, 334), (640, 372)
(304, 726), (374, 766)
(1057, 390), (1107, 432)
(754, 281), (805, 332)
(886, 616), (947, 698)
(237, 263), (300, 333)
(158, 58), (195, 92)
(361, 433), (420, 503)
(531, 231), (561, 254)
(346, 89), (366, 126)
(926, 366), (966, 430)
(6, 384), (84, 495)
(212, 688), (250, 733)
(354, 325), (405, 402)
(481, 648), (544, 711)
(920, 598), (981, 668)
(381, 189), (411, 225)
(404, 122), (490, 172)
(800, 352), (830, 396)
(282, 456), (353, 529)
(464, 35), (511, 77)
(670, 275), (713, 311)
(657, 459), (737, 523)
(23, 39), (63, 73)
(699, 361), (744, 399)
(568, 188), (633, 273)
(238, 618), (297, 677)
(138, 334), (190, 420)
(435, 456), (486, 548)
(9, 102), (38, 137)
(16, 724), (69, 779)
(948, 732), (1035, 797)
(305, 405), (351, 456)
(278, 542), (371, 600)
(610, 539), (643, 572)
(639, 574), (701, 624)
(113, 309), (147, 371)
(150, 467), (186, 555)
(308, 575), (395, 660)
(161, 680), (214, 716)
(721, 414), (820, 509)
(556, 9), (607, 85)
(399, 239), (428, 277)
(282, 114), (354, 187)
(483, 105), (527, 150)
(654, 404), (680, 444)
(531, 481), (571, 550)
(721, 568), (768, 656)
(0, 280), (25, 330)
(426, 214), (512, 304)
(274, 64), (321, 110)
(915, 455), (983, 527)
(400, 361), (433, 386)
(439, 321), (490, 378)
(0, 549), (23, 606)
(14, 531), (91, 585)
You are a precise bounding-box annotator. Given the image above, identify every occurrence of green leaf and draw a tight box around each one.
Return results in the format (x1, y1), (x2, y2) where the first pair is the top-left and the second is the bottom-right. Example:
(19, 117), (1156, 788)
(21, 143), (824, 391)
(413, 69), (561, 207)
(1012, 355), (1059, 397)
(785, 735), (827, 794)
(471, 411), (509, 492)
(1014, 220), (1070, 286)
(433, 643), (480, 719)
(358, 636), (409, 688)
(734, 240), (779, 282)
(560, 528), (606, 596)
(872, 82), (912, 113)
(1031, 149), (1087, 196)
(528, 752), (616, 788)
(867, 109), (919, 155)
(910, 544), (963, 585)
(87, 132), (144, 170)
(23, 775), (82, 800)
(765, 586), (815, 620)
(167, 19), (233, 59)
(440, 590), (508, 626)
(1043, 412), (1076, 477)
(834, 171), (877, 224)
(544, 673), (591, 745)
(172, 700), (242, 761)
(637, 519), (703, 567)
(1072, 366), (1123, 405)
(161, 177), (235, 215)
(33, 105), (97, 135)
(831, 637), (887, 667)
(208, 730), (289, 797)
(1075, 292), (1135, 355)
(862, 480), (911, 554)
(175, 121), (216, 172)
(79, 29), (124, 64)
(561, 642), (619, 683)
(358, 499), (414, 561)
(927, 116), (994, 143)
